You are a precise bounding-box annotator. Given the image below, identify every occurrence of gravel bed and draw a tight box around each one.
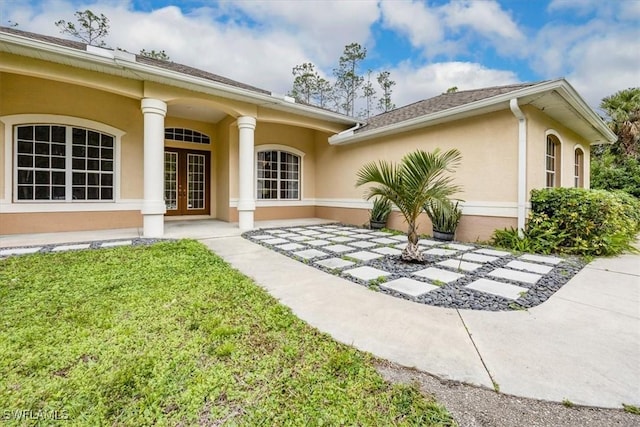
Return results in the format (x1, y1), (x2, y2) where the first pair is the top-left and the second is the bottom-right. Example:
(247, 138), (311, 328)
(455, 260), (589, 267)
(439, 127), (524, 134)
(244, 224), (586, 312)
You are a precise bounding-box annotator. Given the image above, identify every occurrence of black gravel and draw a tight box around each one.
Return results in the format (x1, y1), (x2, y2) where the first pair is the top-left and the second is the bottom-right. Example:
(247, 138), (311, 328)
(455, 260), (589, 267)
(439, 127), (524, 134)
(243, 224), (586, 312)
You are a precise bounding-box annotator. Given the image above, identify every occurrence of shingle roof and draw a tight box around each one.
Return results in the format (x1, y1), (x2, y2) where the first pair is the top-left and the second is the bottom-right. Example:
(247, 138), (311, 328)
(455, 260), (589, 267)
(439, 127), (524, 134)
(356, 82), (546, 133)
(0, 26), (270, 95)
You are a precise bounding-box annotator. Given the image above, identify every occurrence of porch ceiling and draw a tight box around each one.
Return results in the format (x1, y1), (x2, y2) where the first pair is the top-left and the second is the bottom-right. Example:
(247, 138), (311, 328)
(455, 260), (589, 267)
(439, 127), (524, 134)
(167, 103), (226, 123)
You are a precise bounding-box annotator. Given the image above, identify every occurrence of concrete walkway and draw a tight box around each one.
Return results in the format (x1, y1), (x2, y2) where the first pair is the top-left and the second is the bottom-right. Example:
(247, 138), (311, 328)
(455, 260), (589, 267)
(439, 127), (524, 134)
(1, 219), (638, 408)
(200, 235), (640, 409)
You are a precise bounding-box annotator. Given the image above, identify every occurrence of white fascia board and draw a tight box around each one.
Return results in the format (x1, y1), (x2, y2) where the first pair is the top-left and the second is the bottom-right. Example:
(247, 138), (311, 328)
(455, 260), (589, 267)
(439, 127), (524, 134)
(0, 31), (357, 126)
(328, 78), (616, 145)
(552, 81), (617, 143)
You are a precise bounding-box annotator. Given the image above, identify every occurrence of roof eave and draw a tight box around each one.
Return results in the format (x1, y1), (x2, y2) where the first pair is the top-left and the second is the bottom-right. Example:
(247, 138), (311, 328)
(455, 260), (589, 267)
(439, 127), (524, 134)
(0, 31), (358, 126)
(328, 79), (617, 145)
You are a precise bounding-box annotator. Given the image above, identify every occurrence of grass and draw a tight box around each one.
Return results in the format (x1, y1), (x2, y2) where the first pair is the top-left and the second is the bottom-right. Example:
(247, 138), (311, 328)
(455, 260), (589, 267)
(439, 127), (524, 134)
(0, 240), (454, 426)
(623, 404), (640, 415)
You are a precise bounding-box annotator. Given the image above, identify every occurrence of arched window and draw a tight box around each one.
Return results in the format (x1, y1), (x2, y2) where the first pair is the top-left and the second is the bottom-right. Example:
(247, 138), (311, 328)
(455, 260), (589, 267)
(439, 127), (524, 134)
(164, 128), (210, 144)
(545, 134), (562, 188)
(574, 147), (585, 188)
(256, 149), (301, 200)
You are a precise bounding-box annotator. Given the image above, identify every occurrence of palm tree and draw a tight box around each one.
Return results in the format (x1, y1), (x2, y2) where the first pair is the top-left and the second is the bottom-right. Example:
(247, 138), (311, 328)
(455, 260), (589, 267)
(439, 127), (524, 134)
(356, 149), (462, 262)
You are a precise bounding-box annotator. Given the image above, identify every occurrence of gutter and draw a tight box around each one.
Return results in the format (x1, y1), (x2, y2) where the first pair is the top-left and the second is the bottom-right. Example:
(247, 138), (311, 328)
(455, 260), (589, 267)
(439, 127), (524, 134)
(509, 98), (527, 238)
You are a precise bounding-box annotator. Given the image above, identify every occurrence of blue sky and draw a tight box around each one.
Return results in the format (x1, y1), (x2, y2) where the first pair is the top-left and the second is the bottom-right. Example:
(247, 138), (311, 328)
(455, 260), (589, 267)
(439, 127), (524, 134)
(2, 0), (639, 112)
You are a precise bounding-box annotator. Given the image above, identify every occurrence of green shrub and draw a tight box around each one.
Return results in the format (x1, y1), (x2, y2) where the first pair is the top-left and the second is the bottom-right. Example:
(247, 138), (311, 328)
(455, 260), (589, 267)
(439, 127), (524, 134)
(493, 188), (640, 256)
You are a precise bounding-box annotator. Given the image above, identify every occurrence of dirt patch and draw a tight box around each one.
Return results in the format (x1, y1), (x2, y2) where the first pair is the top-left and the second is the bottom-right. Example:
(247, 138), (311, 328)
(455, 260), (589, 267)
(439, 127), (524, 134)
(376, 360), (640, 427)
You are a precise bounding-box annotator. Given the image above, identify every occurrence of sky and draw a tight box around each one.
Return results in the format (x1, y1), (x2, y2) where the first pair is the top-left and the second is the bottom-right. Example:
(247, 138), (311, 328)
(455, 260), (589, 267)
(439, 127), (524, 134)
(2, 0), (639, 114)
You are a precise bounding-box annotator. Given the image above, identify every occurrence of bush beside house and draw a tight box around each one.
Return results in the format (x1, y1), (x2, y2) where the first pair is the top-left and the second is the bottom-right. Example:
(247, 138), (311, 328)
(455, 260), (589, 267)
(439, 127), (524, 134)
(493, 188), (640, 256)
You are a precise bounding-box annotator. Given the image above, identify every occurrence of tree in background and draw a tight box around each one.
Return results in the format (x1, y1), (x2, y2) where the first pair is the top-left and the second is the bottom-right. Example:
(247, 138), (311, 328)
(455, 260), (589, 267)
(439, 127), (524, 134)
(289, 44), (396, 117)
(139, 49), (171, 61)
(55, 10), (109, 47)
(377, 70), (396, 113)
(333, 42), (367, 116)
(360, 71), (377, 119)
(591, 87), (640, 197)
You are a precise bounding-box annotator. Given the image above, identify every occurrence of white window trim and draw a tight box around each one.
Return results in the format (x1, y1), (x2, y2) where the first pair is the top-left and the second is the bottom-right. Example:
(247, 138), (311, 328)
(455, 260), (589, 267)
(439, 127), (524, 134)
(1, 114), (127, 212)
(573, 143), (586, 188)
(254, 144), (304, 205)
(544, 129), (563, 188)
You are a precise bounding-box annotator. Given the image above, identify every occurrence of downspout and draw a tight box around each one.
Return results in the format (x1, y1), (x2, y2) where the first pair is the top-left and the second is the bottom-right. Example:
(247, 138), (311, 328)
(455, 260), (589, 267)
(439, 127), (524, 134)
(509, 98), (527, 238)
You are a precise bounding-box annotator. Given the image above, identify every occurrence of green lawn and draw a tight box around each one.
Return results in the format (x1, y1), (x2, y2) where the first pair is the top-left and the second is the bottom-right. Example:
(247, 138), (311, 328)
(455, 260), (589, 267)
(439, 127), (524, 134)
(0, 240), (454, 426)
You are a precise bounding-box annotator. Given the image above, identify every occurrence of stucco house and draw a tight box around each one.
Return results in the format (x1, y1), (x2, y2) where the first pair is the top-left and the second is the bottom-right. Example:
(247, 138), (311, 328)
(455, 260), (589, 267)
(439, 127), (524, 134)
(0, 27), (616, 241)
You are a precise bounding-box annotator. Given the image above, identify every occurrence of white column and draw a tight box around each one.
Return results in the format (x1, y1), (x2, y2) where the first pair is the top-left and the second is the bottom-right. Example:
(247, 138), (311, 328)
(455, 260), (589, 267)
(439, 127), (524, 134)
(141, 98), (167, 238)
(237, 116), (256, 231)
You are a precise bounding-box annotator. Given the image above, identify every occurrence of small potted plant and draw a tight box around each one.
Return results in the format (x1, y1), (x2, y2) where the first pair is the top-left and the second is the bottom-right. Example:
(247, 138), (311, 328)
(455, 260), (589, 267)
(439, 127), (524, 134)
(425, 199), (462, 241)
(369, 197), (392, 230)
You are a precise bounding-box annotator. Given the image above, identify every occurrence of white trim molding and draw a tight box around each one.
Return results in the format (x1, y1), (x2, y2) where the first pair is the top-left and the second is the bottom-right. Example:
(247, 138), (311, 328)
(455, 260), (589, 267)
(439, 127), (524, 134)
(231, 198), (523, 218)
(0, 199), (143, 213)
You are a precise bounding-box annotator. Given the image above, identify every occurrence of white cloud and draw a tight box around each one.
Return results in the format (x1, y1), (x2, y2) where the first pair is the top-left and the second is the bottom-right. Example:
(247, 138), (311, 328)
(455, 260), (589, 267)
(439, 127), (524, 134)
(390, 61), (520, 106)
(379, 0), (446, 56)
(442, 0), (524, 41)
(565, 30), (640, 108)
(531, 2), (640, 107)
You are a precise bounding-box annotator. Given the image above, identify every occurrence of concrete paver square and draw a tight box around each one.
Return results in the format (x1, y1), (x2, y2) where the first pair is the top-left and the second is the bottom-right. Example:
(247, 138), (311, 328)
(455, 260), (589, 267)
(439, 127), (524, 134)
(424, 248), (458, 256)
(395, 243), (408, 249)
(263, 238), (290, 245)
(520, 254), (563, 265)
(372, 237), (398, 244)
(373, 246), (403, 256)
(298, 230), (322, 236)
(278, 233), (301, 238)
(52, 243), (91, 252)
(390, 234), (407, 241)
(287, 227), (307, 232)
(370, 231), (393, 237)
(101, 240), (133, 247)
(293, 249), (328, 260)
(418, 239), (440, 246)
(347, 251), (384, 261)
(475, 248), (511, 257)
(306, 239), (332, 246)
(445, 243), (475, 251)
(381, 278), (439, 298)
(288, 235), (312, 242)
(489, 268), (541, 284)
(350, 241), (378, 249)
(313, 233), (336, 239)
(506, 260), (553, 274)
(315, 257), (355, 269)
(334, 230), (358, 236)
(265, 229), (287, 234)
(0, 247), (41, 256)
(350, 228), (374, 234)
(466, 278), (528, 300)
(276, 243), (305, 251)
(438, 259), (483, 272)
(251, 234), (274, 240)
(462, 253), (498, 263)
(413, 267), (464, 283)
(324, 244), (356, 254)
(328, 236), (356, 243)
(343, 266), (391, 281)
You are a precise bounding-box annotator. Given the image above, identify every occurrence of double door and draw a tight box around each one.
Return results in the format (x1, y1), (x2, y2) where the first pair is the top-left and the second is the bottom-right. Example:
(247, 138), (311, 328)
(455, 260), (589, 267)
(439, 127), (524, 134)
(164, 148), (210, 216)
